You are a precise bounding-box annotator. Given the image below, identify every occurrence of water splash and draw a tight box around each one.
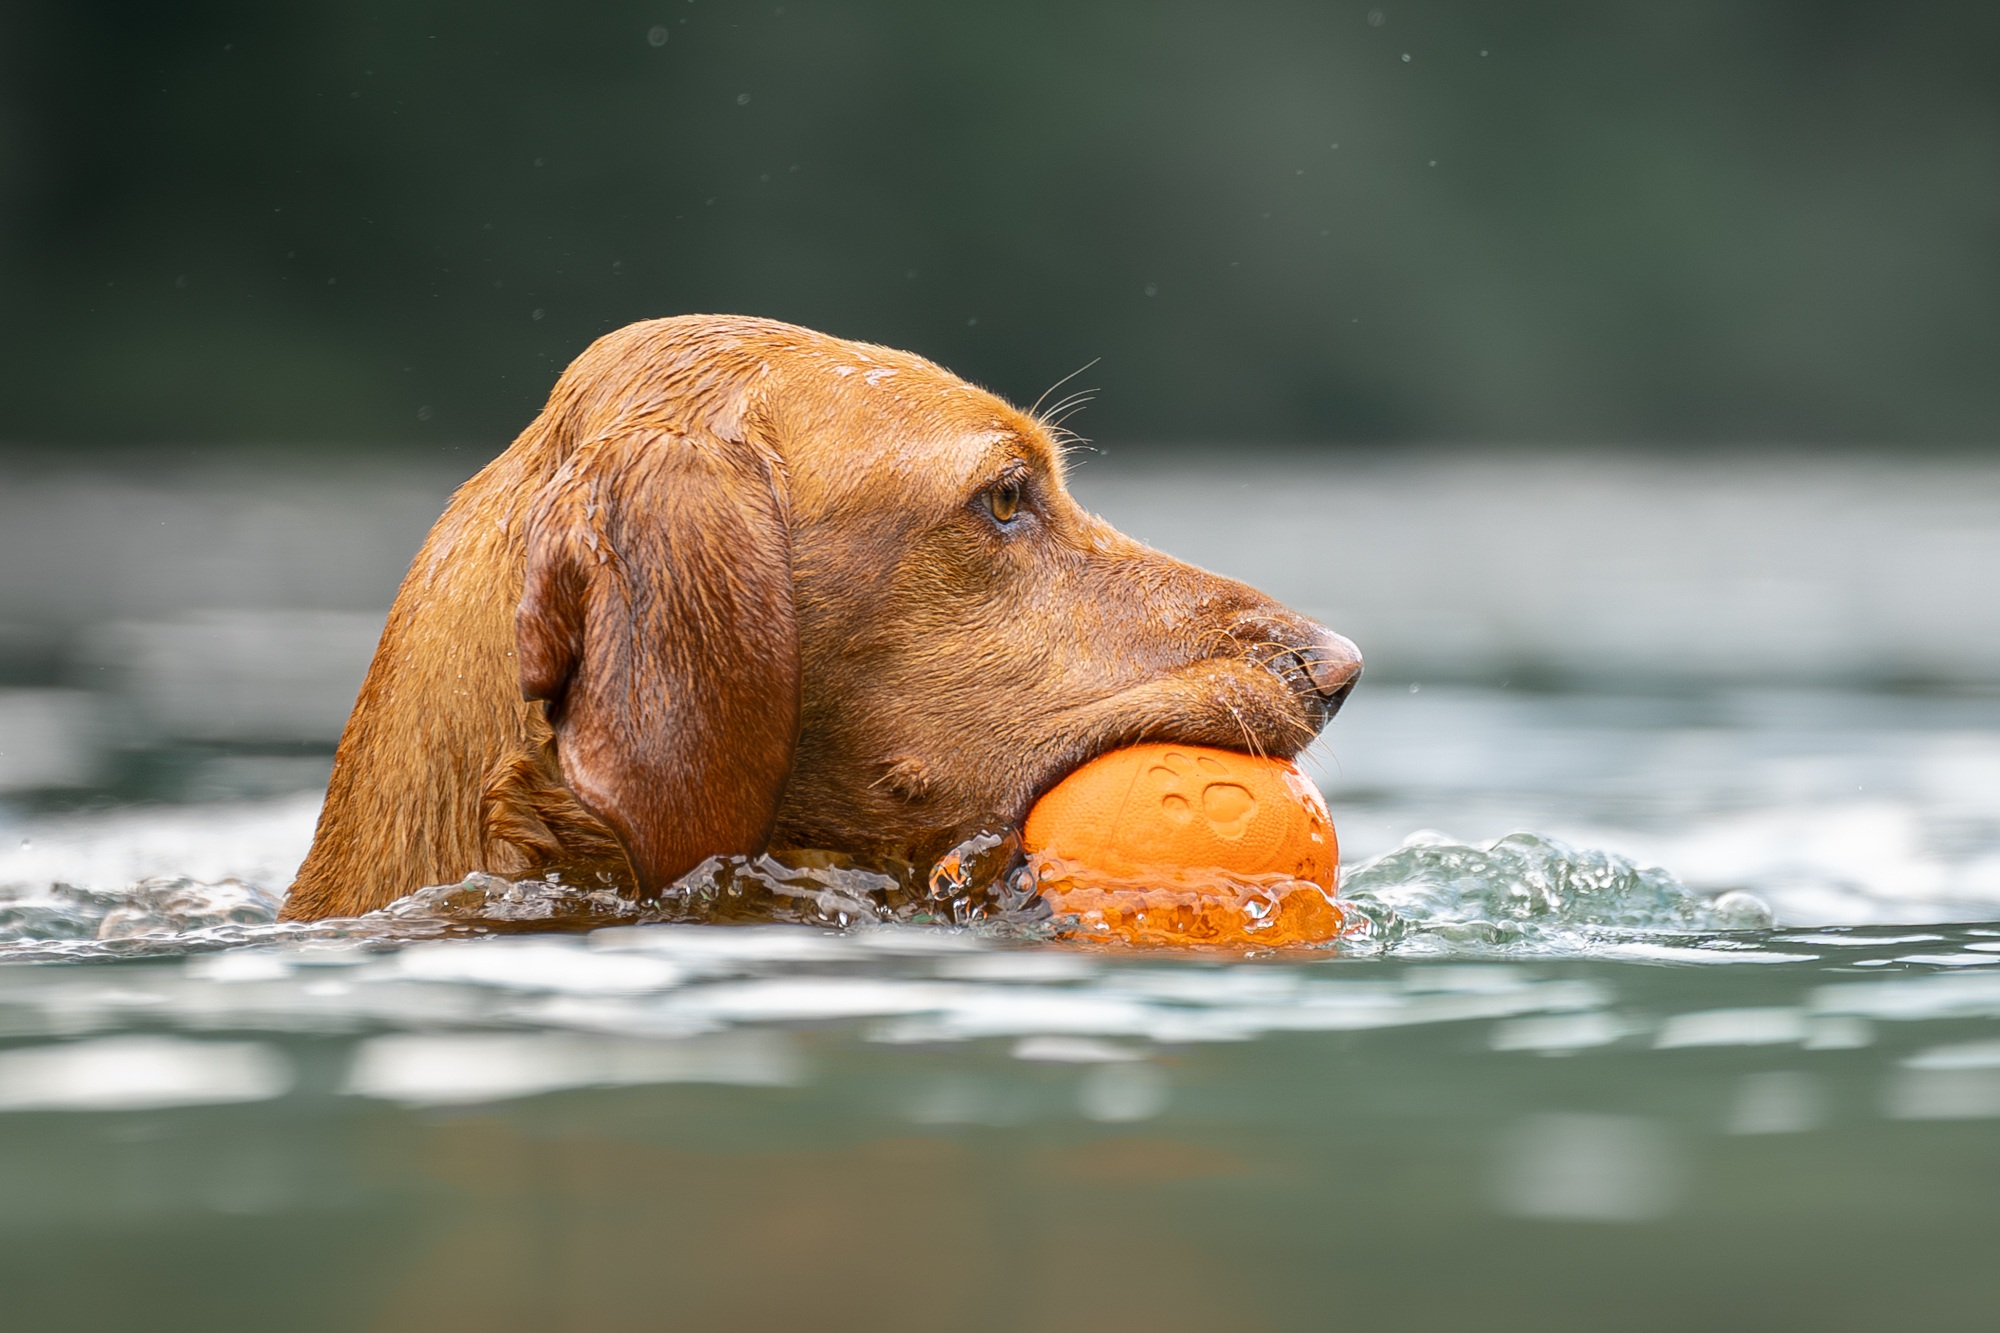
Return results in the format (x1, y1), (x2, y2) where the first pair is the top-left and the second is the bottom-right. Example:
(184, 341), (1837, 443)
(1339, 829), (1772, 954)
(0, 828), (1771, 963)
(0, 876), (281, 943)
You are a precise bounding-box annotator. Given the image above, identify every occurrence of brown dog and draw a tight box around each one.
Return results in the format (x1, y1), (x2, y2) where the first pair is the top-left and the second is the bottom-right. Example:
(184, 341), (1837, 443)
(281, 316), (1360, 921)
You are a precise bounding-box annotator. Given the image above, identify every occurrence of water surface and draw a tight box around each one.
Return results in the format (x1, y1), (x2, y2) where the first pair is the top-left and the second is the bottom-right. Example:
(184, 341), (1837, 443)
(3, 448), (1998, 1328)
(3, 920), (1999, 1331)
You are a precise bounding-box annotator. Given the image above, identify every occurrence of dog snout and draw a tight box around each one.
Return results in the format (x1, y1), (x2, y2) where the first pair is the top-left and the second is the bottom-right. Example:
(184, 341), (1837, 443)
(1302, 627), (1363, 711)
(1231, 613), (1364, 723)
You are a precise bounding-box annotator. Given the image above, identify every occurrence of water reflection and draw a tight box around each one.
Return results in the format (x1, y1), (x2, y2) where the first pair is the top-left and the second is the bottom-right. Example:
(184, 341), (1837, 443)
(1490, 1113), (1684, 1222)
(0, 924), (1994, 1327)
(1725, 1071), (1828, 1135)
(0, 1035), (292, 1113)
(338, 1030), (803, 1105)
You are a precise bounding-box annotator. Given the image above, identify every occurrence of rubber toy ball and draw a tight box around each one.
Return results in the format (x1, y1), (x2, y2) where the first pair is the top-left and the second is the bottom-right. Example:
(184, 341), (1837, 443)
(1022, 743), (1344, 946)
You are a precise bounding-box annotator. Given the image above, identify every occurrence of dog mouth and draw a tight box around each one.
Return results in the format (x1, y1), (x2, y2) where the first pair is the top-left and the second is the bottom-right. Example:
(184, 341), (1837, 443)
(1008, 630), (1363, 828)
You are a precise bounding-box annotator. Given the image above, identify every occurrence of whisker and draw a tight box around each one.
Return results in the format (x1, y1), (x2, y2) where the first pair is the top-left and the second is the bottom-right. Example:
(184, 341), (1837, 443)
(1228, 706), (1251, 754)
(1028, 358), (1102, 422)
(1043, 391), (1098, 431)
(1050, 428), (1098, 461)
(1303, 744), (1343, 784)
(1226, 700), (1266, 760)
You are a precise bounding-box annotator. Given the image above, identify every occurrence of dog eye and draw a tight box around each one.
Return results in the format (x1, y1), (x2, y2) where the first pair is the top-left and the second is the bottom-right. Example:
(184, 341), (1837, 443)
(984, 479), (1024, 523)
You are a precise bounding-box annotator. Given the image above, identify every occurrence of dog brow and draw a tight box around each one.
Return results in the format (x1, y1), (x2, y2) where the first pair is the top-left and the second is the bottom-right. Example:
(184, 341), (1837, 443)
(960, 429), (1063, 493)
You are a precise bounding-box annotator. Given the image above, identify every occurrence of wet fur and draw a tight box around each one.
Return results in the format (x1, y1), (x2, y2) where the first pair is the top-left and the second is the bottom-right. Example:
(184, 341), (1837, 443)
(282, 316), (1358, 920)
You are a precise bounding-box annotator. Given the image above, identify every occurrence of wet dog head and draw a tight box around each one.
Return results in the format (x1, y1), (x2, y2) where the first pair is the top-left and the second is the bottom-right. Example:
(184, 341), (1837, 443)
(516, 317), (1360, 891)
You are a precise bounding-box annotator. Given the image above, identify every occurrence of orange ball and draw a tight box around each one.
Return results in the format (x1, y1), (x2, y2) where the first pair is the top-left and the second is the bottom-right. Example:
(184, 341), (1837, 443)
(1023, 744), (1342, 946)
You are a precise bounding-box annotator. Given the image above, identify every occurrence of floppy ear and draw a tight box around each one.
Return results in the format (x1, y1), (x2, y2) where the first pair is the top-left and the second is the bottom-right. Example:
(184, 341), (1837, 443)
(516, 424), (800, 894)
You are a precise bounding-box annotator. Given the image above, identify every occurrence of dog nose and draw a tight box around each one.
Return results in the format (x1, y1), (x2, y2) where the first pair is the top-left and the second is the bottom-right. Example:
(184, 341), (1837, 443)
(1229, 613), (1364, 722)
(1303, 628), (1363, 713)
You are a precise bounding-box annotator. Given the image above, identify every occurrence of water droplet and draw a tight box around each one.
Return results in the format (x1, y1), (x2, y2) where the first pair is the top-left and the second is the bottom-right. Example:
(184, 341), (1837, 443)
(1367, 8), (1385, 26)
(647, 24), (669, 45)
(531, 308), (545, 321)
(1409, 682), (1421, 693)
(1402, 52), (1411, 62)
(416, 406), (434, 422)
(736, 92), (751, 105)
(1144, 283), (1157, 297)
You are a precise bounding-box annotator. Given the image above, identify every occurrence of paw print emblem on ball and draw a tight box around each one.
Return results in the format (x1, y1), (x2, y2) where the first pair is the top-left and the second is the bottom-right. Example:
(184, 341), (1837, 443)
(1144, 751), (1258, 841)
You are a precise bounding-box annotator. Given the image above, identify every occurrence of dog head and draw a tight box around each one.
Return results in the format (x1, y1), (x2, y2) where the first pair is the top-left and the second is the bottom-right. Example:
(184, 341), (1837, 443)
(516, 316), (1360, 892)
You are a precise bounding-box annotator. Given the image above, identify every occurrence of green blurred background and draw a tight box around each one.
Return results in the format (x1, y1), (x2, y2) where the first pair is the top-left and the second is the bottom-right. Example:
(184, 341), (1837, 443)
(2, 0), (1996, 449)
